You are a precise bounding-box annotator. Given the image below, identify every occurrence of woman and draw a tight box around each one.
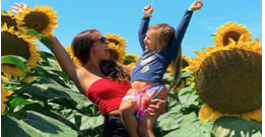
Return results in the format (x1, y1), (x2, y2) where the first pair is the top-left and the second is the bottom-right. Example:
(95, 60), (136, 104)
(11, 4), (167, 137)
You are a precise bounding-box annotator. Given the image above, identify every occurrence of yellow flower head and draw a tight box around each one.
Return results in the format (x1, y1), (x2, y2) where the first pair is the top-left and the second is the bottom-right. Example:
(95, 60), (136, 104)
(105, 33), (127, 49)
(15, 4), (58, 36)
(213, 22), (252, 47)
(107, 43), (126, 64)
(1, 23), (41, 77)
(185, 35), (262, 122)
(1, 10), (19, 31)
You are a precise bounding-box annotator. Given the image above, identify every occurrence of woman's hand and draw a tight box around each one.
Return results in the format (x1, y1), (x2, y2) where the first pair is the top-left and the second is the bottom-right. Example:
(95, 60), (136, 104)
(147, 99), (167, 116)
(10, 3), (27, 14)
(143, 5), (154, 15)
(188, 0), (203, 11)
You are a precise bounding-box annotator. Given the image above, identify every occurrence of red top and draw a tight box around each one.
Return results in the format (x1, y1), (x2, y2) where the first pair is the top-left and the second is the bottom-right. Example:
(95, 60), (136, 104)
(86, 78), (131, 115)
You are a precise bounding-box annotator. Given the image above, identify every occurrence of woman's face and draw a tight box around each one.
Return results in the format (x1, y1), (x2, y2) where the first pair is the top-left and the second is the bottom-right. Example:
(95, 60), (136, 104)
(91, 31), (110, 61)
(143, 29), (158, 51)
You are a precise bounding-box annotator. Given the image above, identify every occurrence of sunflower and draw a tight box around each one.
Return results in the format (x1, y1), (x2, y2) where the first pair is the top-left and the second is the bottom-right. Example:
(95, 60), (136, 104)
(1, 10), (19, 31)
(1, 23), (41, 77)
(1, 76), (13, 112)
(15, 4), (58, 36)
(108, 43), (126, 64)
(213, 22), (252, 47)
(105, 33), (127, 49)
(65, 46), (83, 66)
(184, 35), (262, 123)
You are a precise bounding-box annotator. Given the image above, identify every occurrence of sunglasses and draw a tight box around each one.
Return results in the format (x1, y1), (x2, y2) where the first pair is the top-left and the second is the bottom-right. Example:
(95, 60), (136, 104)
(92, 36), (107, 44)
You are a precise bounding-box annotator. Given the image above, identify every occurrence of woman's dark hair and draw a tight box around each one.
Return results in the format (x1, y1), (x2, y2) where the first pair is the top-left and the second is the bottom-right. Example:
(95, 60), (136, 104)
(71, 29), (99, 65)
(100, 59), (130, 81)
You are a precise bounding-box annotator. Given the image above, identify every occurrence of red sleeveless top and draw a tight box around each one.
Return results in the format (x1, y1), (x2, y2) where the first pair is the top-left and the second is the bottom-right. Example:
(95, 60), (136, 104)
(86, 78), (131, 115)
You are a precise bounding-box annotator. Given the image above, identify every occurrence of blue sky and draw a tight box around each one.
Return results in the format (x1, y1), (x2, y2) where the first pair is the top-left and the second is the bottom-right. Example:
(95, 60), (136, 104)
(1, 0), (262, 57)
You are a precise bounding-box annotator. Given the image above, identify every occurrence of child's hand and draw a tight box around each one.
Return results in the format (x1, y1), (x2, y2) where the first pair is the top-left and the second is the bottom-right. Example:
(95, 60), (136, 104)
(188, 0), (203, 11)
(10, 3), (27, 14)
(143, 5), (153, 15)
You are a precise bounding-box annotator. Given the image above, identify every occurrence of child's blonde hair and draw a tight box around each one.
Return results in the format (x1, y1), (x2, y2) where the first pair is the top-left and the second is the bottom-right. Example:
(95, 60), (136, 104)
(148, 23), (175, 52)
(149, 23), (182, 89)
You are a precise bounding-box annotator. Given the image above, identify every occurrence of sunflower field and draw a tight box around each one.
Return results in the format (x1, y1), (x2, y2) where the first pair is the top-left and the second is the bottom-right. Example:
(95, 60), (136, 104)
(1, 4), (262, 137)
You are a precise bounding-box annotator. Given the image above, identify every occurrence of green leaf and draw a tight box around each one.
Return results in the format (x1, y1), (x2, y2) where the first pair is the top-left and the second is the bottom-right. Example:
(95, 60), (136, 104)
(181, 71), (193, 78)
(9, 98), (38, 107)
(4, 85), (17, 91)
(179, 112), (199, 128)
(25, 29), (43, 37)
(25, 29), (52, 50)
(1, 55), (27, 73)
(213, 117), (262, 137)
(21, 83), (92, 107)
(125, 56), (136, 63)
(40, 37), (52, 51)
(2, 111), (78, 137)
(74, 115), (104, 130)
(209, 34), (216, 37)
(157, 105), (184, 131)
(164, 114), (213, 137)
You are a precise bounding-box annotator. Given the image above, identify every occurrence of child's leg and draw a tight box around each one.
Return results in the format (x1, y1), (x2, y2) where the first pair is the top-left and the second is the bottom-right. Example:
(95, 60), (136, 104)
(137, 84), (168, 137)
(138, 115), (158, 137)
(120, 101), (139, 137)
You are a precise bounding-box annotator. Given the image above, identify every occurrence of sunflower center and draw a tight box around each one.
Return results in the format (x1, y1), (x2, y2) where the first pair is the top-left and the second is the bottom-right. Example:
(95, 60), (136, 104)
(108, 49), (119, 60)
(108, 39), (119, 45)
(23, 11), (49, 33)
(223, 31), (241, 46)
(196, 49), (262, 113)
(1, 31), (31, 60)
(1, 16), (18, 31)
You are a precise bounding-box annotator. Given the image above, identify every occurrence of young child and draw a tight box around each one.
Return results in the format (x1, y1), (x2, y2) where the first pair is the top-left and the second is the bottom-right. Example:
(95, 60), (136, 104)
(119, 0), (203, 137)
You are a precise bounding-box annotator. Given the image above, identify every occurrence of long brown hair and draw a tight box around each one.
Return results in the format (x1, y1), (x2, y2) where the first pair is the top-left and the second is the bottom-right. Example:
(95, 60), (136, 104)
(71, 29), (99, 65)
(100, 59), (130, 81)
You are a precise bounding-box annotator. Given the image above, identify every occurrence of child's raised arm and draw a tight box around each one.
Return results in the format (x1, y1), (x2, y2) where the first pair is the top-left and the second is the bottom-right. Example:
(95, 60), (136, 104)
(138, 5), (154, 51)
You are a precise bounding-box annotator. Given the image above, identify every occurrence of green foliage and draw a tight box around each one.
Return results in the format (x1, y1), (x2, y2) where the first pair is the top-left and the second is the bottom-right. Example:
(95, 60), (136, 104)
(1, 55), (28, 73)
(1, 49), (102, 137)
(2, 111), (78, 137)
(213, 117), (262, 137)
(124, 56), (136, 63)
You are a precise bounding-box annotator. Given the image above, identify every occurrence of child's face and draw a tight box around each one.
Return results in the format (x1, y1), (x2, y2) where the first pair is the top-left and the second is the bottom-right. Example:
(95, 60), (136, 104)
(144, 29), (159, 51)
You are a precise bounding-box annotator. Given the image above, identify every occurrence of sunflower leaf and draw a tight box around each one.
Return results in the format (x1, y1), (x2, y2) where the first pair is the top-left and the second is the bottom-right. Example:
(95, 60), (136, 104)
(9, 98), (38, 107)
(213, 117), (262, 137)
(2, 111), (78, 137)
(25, 29), (41, 36)
(1, 55), (27, 73)
(209, 34), (216, 37)
(40, 36), (52, 51)
(125, 56), (136, 63)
